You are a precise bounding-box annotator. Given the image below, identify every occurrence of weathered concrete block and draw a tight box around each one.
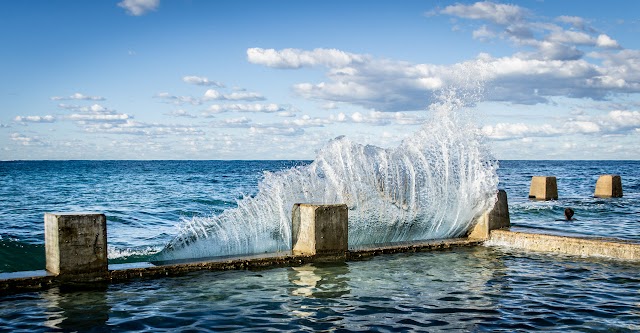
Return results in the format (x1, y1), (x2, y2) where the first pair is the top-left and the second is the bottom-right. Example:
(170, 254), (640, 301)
(469, 189), (510, 239)
(45, 213), (108, 281)
(528, 176), (558, 200)
(292, 204), (348, 258)
(594, 174), (623, 198)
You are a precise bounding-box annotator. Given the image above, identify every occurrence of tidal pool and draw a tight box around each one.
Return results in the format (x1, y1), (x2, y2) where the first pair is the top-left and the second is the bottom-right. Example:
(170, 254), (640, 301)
(1, 246), (638, 332)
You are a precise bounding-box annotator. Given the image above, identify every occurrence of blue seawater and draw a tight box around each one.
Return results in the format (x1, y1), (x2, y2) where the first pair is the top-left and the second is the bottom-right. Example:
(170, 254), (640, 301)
(0, 160), (307, 272)
(0, 160), (638, 273)
(499, 160), (640, 240)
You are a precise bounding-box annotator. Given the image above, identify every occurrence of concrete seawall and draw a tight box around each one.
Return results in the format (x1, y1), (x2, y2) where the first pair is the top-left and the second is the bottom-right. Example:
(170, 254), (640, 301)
(487, 229), (640, 260)
(0, 238), (483, 295)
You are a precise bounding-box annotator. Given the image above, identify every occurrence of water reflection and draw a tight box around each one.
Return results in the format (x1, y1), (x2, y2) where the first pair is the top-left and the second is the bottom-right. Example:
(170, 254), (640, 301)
(288, 262), (351, 298)
(42, 286), (111, 332)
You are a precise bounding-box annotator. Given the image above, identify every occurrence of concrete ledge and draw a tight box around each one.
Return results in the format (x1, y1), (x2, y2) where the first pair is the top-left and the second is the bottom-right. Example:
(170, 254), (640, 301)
(348, 238), (484, 259)
(0, 237), (481, 295)
(487, 229), (640, 260)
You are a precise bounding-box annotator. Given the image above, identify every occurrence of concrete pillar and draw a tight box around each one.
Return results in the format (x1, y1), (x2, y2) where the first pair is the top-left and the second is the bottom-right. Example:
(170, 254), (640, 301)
(292, 204), (348, 259)
(45, 213), (108, 282)
(469, 190), (510, 239)
(528, 176), (558, 200)
(594, 175), (623, 198)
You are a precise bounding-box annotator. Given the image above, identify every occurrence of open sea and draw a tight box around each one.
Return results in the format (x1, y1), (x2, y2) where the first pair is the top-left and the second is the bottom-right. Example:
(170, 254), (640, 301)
(0, 160), (639, 331)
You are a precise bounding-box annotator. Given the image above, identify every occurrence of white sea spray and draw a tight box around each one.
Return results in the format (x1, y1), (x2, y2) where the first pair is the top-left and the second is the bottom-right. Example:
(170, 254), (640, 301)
(157, 86), (499, 261)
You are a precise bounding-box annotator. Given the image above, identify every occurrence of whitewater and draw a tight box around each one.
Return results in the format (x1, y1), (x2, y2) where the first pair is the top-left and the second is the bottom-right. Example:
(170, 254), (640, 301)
(157, 89), (500, 261)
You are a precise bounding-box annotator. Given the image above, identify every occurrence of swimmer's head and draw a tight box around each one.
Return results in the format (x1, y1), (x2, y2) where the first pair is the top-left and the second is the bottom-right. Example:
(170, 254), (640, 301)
(564, 208), (574, 220)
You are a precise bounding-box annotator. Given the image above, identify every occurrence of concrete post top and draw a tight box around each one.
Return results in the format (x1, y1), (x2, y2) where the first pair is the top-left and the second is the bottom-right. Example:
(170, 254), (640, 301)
(294, 203), (348, 209)
(45, 212), (103, 217)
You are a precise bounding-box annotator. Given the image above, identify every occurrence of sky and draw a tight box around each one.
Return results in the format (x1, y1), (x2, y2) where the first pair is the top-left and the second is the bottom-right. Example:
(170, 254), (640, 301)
(1, 0), (640, 160)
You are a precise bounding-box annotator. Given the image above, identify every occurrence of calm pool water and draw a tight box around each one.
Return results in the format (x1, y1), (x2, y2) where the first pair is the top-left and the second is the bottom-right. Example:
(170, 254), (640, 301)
(1, 246), (638, 332)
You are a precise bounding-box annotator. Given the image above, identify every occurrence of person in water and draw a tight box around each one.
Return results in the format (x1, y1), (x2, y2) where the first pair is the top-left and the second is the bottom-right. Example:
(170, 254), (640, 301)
(564, 208), (575, 221)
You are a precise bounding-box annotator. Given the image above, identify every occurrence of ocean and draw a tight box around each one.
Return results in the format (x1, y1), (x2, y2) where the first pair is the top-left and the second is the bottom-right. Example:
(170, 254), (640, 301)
(0, 160), (639, 331)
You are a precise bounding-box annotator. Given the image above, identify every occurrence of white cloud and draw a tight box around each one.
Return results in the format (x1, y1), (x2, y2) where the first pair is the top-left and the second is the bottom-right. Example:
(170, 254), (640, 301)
(247, 47), (368, 69)
(183, 75), (224, 87)
(203, 103), (290, 116)
(224, 91), (265, 101)
(14, 115), (56, 123)
(473, 25), (496, 40)
(547, 30), (593, 45)
(58, 103), (114, 113)
(10, 133), (46, 146)
(601, 110), (640, 132)
(482, 110), (640, 140)
(439, 1), (527, 25)
(155, 92), (202, 106)
(68, 114), (130, 122)
(437, 1), (622, 61)
(322, 102), (339, 110)
(250, 30), (640, 109)
(203, 89), (266, 101)
(118, 0), (159, 16)
(330, 111), (426, 126)
(216, 116), (253, 127)
(596, 34), (620, 49)
(249, 126), (304, 136)
(166, 109), (197, 118)
(276, 111), (297, 117)
(556, 16), (588, 30)
(282, 115), (333, 128)
(81, 120), (203, 137)
(51, 93), (105, 101)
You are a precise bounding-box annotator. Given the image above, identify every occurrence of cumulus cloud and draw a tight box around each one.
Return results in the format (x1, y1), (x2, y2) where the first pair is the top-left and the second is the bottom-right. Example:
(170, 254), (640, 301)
(203, 103), (291, 116)
(67, 114), (130, 122)
(58, 103), (114, 113)
(249, 3), (640, 110)
(556, 16), (589, 30)
(437, 1), (622, 61)
(249, 126), (304, 136)
(596, 34), (620, 49)
(56, 101), (134, 126)
(155, 92), (202, 106)
(247, 47), (368, 69)
(329, 111), (426, 126)
(14, 115), (56, 123)
(51, 93), (105, 101)
(183, 75), (224, 87)
(482, 110), (640, 140)
(118, 0), (159, 16)
(439, 1), (527, 25)
(282, 115), (333, 128)
(166, 109), (197, 118)
(211, 116), (253, 128)
(10, 133), (46, 146)
(81, 120), (203, 137)
(203, 89), (265, 101)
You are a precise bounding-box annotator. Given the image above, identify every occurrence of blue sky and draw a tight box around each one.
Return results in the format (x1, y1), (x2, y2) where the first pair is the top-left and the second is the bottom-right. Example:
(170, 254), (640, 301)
(2, 0), (639, 160)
